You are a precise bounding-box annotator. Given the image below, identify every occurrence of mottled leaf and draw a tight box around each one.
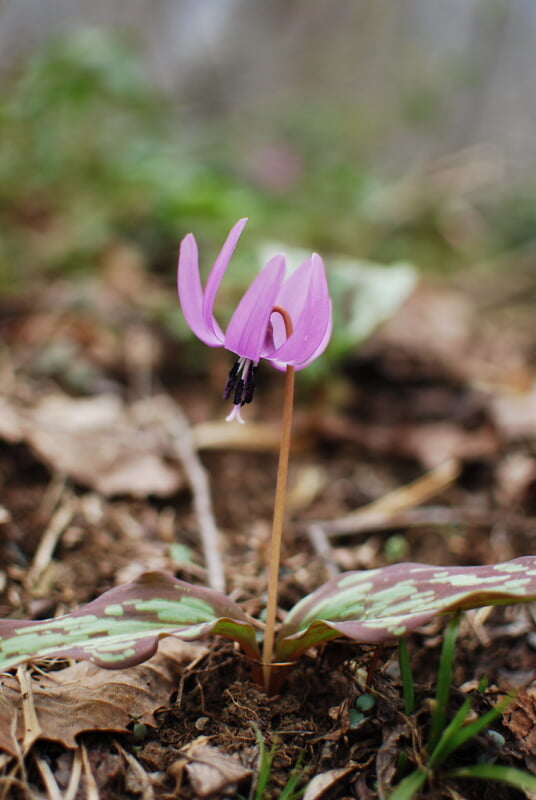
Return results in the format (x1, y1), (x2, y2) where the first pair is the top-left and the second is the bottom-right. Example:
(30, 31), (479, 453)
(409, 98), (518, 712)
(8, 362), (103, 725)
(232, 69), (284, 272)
(275, 557), (536, 661)
(0, 572), (259, 672)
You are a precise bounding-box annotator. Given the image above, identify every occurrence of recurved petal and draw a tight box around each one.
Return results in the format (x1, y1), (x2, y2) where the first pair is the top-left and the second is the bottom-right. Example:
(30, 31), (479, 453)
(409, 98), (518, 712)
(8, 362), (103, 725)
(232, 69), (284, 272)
(268, 253), (331, 367)
(177, 233), (223, 346)
(202, 218), (248, 342)
(224, 255), (286, 361)
(269, 302), (332, 371)
(291, 299), (332, 369)
(268, 258), (310, 351)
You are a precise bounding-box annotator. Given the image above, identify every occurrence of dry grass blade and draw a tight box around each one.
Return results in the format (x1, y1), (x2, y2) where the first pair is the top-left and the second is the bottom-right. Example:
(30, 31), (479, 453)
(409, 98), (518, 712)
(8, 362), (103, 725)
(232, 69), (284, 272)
(307, 523), (339, 579)
(81, 745), (100, 800)
(116, 744), (155, 800)
(63, 749), (83, 800)
(320, 458), (461, 536)
(26, 496), (76, 589)
(33, 752), (62, 800)
(16, 667), (41, 756)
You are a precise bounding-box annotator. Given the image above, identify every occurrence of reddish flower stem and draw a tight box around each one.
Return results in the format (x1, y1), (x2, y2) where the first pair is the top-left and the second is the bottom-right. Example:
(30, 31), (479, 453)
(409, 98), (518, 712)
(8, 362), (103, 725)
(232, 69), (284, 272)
(262, 306), (294, 692)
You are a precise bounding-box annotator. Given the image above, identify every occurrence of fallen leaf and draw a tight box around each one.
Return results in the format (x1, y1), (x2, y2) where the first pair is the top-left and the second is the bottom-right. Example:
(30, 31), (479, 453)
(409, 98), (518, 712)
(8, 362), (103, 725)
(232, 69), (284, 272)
(0, 397), (24, 442)
(492, 382), (536, 441)
(377, 285), (473, 372)
(179, 738), (251, 798)
(319, 414), (499, 469)
(376, 723), (412, 799)
(303, 766), (357, 800)
(503, 687), (536, 759)
(496, 453), (536, 510)
(0, 690), (18, 757)
(0, 392), (183, 497)
(0, 638), (206, 754)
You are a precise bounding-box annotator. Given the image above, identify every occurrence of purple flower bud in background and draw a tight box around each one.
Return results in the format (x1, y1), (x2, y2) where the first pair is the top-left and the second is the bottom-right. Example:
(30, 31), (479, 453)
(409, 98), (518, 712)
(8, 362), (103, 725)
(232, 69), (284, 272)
(178, 218), (332, 422)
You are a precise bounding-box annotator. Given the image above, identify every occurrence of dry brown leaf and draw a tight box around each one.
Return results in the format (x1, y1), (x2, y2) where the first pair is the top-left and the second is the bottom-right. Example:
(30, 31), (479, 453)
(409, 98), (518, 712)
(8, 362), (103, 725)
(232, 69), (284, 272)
(321, 414), (498, 469)
(303, 766), (357, 800)
(492, 382), (536, 441)
(0, 392), (183, 497)
(0, 639), (206, 754)
(385, 422), (499, 468)
(0, 688), (18, 757)
(377, 285), (473, 372)
(0, 397), (24, 442)
(502, 687), (536, 758)
(376, 723), (412, 800)
(496, 453), (536, 509)
(178, 738), (251, 798)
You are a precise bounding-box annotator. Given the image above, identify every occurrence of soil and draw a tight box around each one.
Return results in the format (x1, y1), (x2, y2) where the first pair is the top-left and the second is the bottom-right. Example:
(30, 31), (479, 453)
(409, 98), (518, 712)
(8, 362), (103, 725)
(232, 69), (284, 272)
(0, 265), (536, 799)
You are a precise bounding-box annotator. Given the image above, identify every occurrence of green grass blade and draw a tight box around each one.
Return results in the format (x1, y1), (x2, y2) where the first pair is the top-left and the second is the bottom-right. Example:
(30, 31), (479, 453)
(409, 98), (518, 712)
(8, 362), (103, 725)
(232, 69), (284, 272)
(438, 695), (513, 758)
(427, 612), (460, 752)
(388, 767), (428, 800)
(252, 727), (272, 800)
(398, 638), (415, 716)
(428, 698), (472, 768)
(446, 764), (536, 793)
(279, 757), (305, 800)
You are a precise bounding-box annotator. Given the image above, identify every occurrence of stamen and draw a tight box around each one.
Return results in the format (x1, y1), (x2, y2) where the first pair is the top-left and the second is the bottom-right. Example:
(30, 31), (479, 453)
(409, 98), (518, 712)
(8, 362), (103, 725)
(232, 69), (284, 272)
(244, 364), (257, 405)
(223, 360), (240, 399)
(223, 357), (258, 418)
(233, 378), (245, 406)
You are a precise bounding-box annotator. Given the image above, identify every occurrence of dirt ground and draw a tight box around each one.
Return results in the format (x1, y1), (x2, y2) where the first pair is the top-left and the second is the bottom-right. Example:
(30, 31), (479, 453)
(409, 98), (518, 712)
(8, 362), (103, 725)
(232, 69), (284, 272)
(1, 262), (536, 799)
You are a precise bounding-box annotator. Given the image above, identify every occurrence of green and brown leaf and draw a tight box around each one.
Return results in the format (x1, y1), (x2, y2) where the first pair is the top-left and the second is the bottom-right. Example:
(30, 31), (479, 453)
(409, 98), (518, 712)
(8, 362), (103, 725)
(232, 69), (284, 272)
(0, 572), (260, 672)
(276, 557), (536, 661)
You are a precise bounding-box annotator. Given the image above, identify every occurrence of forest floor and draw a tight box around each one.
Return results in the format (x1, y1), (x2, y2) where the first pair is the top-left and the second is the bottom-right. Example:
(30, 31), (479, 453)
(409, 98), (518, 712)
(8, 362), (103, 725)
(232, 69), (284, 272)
(1, 258), (536, 800)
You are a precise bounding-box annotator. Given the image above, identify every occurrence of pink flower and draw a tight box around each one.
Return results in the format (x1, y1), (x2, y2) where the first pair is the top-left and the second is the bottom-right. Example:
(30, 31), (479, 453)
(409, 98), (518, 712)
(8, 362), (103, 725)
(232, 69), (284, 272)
(178, 218), (332, 422)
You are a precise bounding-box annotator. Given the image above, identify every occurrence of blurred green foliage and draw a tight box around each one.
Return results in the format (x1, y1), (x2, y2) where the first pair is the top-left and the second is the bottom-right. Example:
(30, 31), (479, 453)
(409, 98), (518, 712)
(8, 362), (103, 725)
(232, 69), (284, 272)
(0, 29), (255, 288)
(1, 27), (534, 308)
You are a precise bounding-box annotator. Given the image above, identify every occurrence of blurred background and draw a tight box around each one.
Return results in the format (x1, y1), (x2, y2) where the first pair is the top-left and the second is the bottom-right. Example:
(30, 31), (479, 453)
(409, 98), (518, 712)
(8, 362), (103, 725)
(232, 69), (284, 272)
(1, 0), (535, 371)
(2, 0), (536, 267)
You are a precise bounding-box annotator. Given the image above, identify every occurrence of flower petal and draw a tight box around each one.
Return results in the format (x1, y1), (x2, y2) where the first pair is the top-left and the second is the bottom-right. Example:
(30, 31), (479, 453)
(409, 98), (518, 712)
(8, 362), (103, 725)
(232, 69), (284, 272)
(177, 233), (223, 347)
(202, 218), (248, 343)
(269, 305), (333, 371)
(267, 258), (311, 351)
(290, 300), (332, 369)
(267, 254), (331, 368)
(224, 255), (286, 361)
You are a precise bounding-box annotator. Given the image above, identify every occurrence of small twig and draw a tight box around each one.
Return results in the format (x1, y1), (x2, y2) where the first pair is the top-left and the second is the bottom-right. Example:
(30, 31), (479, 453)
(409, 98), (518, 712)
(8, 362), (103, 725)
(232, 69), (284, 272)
(26, 496), (76, 589)
(80, 744), (100, 800)
(164, 401), (226, 593)
(319, 505), (516, 538)
(64, 749), (84, 800)
(308, 459), (460, 539)
(32, 752), (63, 800)
(116, 744), (155, 800)
(307, 523), (339, 579)
(17, 666), (41, 755)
